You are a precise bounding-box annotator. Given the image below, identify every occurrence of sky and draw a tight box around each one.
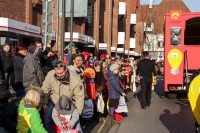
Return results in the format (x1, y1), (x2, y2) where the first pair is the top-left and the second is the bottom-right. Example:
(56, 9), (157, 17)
(140, 0), (200, 12)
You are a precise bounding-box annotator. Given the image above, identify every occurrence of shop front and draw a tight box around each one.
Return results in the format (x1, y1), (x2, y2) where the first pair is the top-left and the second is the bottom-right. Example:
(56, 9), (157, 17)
(0, 17), (42, 49)
(117, 48), (124, 58)
(65, 32), (94, 53)
(99, 43), (107, 57)
(124, 50), (129, 59)
(111, 46), (116, 57)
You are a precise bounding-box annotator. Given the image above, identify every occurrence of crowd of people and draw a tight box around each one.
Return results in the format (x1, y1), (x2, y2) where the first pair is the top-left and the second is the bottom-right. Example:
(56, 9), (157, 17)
(0, 41), (164, 133)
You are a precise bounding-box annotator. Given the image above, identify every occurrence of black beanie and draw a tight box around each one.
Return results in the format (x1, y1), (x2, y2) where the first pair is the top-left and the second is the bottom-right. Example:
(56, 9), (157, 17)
(28, 44), (41, 56)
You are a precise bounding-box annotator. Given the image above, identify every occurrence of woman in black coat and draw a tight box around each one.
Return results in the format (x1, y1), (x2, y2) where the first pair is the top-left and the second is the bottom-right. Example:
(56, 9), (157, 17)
(94, 62), (105, 122)
(13, 45), (27, 97)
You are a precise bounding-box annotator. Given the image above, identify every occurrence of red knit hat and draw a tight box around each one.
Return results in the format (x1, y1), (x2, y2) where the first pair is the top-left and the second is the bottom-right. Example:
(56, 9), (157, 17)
(82, 51), (90, 57)
(100, 54), (106, 59)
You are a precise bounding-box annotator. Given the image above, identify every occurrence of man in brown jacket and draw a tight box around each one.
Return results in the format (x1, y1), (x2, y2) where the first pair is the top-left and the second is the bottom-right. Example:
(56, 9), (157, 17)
(42, 61), (84, 133)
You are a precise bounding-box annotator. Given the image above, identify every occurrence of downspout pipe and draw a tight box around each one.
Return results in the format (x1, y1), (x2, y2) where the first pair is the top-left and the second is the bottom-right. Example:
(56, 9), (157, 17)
(96, 0), (98, 57)
(108, 0), (111, 54)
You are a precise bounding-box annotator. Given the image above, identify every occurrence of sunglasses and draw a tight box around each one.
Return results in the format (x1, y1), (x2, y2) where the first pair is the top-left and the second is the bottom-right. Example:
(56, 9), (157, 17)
(55, 64), (66, 68)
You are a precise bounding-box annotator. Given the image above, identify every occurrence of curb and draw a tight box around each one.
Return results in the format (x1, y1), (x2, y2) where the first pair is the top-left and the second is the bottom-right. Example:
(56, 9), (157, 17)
(91, 91), (135, 133)
(91, 116), (112, 133)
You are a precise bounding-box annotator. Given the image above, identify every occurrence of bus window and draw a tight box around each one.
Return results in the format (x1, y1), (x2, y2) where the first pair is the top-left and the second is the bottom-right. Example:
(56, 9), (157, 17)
(184, 17), (200, 45)
(171, 27), (181, 46)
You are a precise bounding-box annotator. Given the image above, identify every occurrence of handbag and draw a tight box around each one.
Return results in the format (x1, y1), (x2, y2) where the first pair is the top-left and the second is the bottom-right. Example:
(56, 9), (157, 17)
(82, 98), (94, 119)
(97, 93), (105, 113)
(115, 96), (128, 113)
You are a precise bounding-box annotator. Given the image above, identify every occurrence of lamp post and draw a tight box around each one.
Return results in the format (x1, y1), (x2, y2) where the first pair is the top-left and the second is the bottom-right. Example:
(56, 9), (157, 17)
(69, 0), (74, 56)
(61, 0), (65, 60)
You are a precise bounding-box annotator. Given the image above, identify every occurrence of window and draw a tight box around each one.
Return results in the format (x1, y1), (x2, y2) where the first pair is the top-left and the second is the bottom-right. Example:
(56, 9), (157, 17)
(86, 5), (92, 23)
(146, 22), (151, 28)
(171, 27), (181, 46)
(184, 17), (200, 45)
(158, 41), (164, 48)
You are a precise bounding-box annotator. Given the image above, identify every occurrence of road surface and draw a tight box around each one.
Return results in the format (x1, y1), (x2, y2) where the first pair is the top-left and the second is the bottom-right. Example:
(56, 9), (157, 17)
(109, 77), (196, 133)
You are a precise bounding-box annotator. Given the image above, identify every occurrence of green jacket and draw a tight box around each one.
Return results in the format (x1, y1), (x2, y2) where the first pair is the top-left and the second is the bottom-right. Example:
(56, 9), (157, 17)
(16, 101), (47, 133)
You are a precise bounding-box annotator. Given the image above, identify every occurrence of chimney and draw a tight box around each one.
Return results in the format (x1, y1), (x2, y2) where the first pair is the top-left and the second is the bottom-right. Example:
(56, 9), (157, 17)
(149, 0), (153, 8)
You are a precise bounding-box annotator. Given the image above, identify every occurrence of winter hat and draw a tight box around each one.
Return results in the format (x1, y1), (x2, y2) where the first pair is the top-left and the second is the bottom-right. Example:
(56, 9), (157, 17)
(109, 63), (119, 72)
(28, 44), (41, 56)
(100, 54), (106, 59)
(55, 95), (76, 115)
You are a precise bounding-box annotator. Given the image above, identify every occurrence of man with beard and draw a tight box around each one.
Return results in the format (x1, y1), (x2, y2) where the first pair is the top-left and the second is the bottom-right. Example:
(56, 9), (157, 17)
(42, 61), (85, 133)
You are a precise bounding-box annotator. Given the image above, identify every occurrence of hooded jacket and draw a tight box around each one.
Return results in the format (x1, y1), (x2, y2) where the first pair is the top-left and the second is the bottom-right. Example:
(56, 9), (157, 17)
(23, 52), (44, 88)
(107, 70), (124, 99)
(42, 69), (85, 114)
(13, 53), (25, 90)
(52, 95), (79, 130)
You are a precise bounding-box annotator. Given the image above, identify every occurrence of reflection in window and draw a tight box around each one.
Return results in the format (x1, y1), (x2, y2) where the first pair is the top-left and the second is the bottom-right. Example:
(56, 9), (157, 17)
(171, 27), (181, 46)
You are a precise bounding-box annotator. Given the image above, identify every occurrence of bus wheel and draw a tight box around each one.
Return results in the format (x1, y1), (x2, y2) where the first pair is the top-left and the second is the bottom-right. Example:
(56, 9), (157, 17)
(167, 93), (177, 99)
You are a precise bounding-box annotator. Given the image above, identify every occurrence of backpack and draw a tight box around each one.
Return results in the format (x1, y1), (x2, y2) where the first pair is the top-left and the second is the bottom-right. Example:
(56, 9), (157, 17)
(189, 69), (200, 85)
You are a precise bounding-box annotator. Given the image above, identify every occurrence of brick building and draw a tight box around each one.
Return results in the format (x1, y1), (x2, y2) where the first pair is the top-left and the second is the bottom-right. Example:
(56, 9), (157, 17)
(0, 0), (192, 60)
(0, 0), (43, 49)
(54, 0), (140, 59)
(137, 0), (190, 61)
(0, 0), (141, 59)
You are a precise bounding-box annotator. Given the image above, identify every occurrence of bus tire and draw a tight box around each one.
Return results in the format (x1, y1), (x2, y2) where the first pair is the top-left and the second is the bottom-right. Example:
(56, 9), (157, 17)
(167, 93), (177, 99)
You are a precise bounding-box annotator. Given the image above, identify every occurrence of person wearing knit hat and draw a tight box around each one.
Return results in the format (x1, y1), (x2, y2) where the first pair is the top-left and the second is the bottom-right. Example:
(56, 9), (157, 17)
(23, 44), (44, 88)
(109, 63), (119, 72)
(28, 44), (42, 57)
(100, 54), (106, 60)
(107, 63), (126, 124)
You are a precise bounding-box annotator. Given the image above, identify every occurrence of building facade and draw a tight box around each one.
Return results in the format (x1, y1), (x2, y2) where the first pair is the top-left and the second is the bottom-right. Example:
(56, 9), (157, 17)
(2, 0), (190, 60)
(137, 0), (190, 61)
(0, 0), (43, 49)
(54, 0), (140, 59)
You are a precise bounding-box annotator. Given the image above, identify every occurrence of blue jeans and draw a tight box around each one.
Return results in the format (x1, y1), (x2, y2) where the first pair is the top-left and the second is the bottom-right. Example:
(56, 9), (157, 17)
(15, 89), (26, 97)
(45, 100), (83, 133)
(44, 100), (54, 133)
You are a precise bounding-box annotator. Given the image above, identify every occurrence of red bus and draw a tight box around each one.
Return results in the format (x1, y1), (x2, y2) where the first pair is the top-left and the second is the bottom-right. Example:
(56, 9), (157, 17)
(164, 10), (200, 98)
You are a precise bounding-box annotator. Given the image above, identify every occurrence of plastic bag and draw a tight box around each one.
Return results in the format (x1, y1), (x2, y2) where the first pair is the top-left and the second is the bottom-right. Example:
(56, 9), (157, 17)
(115, 96), (128, 113)
(97, 93), (105, 113)
(115, 111), (123, 121)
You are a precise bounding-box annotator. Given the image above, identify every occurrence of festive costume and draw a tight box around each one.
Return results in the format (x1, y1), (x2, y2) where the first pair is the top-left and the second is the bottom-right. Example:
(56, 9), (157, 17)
(84, 68), (96, 100)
